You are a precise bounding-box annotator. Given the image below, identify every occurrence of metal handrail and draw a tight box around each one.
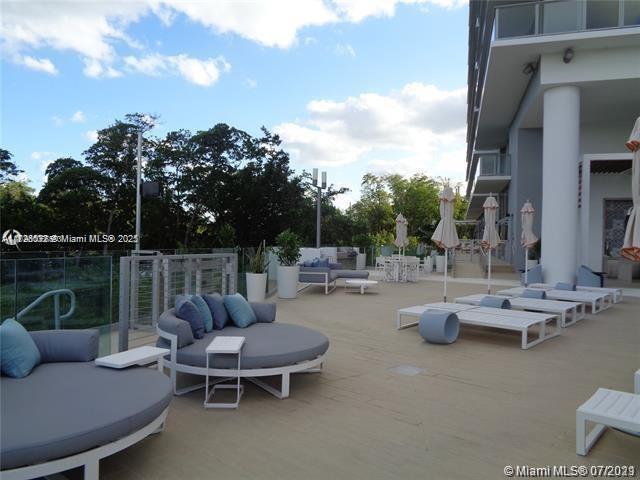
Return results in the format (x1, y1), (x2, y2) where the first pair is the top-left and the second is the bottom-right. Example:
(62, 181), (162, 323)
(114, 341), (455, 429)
(15, 289), (76, 330)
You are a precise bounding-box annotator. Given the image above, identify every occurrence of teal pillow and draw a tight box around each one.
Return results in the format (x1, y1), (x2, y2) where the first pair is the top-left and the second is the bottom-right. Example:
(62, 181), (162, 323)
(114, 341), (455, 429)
(0, 319), (41, 378)
(223, 294), (257, 328)
(176, 294), (213, 332)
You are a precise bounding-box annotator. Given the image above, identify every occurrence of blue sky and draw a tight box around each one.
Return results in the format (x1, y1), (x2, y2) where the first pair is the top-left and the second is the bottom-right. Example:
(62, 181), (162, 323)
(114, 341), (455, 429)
(1, 0), (469, 209)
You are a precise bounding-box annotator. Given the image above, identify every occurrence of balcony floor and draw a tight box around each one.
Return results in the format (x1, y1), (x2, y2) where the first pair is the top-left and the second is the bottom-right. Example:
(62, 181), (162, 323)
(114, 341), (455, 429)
(102, 278), (639, 479)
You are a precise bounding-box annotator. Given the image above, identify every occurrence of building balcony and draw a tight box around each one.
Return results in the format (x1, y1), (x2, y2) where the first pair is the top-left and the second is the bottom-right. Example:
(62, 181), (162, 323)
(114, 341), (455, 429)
(495, 0), (640, 40)
(466, 153), (511, 219)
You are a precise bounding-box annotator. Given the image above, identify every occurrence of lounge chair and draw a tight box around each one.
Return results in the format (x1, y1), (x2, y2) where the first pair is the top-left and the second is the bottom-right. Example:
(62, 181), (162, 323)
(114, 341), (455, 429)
(530, 282), (623, 304)
(396, 302), (561, 349)
(577, 265), (605, 288)
(298, 262), (370, 295)
(520, 264), (543, 285)
(576, 370), (640, 455)
(454, 293), (585, 327)
(498, 286), (612, 313)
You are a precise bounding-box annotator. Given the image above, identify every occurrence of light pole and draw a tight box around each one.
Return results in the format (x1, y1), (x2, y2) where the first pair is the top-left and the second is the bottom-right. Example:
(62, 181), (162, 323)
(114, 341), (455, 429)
(312, 168), (327, 248)
(135, 130), (142, 252)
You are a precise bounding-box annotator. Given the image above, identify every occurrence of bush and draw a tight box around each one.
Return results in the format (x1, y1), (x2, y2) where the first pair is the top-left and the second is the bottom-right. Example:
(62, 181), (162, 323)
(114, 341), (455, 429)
(275, 230), (301, 266)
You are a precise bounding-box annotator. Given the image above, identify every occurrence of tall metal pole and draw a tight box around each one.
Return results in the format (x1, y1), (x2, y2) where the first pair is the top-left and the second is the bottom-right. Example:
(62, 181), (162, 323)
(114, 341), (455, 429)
(135, 131), (142, 252)
(316, 186), (321, 248)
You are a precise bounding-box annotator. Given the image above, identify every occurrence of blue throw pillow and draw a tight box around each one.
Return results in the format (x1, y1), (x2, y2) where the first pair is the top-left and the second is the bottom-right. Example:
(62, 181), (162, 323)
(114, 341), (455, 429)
(317, 258), (329, 268)
(176, 294), (213, 332)
(175, 300), (205, 339)
(0, 319), (41, 378)
(303, 260), (313, 267)
(202, 293), (229, 330)
(223, 293), (257, 328)
(311, 258), (320, 267)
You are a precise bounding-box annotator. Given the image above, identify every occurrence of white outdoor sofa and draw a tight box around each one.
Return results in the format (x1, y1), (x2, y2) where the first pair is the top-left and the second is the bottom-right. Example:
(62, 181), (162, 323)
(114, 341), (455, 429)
(576, 369), (640, 455)
(454, 294), (585, 327)
(157, 302), (329, 399)
(530, 283), (623, 304)
(397, 302), (561, 350)
(497, 287), (612, 313)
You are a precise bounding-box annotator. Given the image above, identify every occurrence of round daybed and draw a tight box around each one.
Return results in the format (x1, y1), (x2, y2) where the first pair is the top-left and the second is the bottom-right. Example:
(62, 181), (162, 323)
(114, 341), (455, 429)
(157, 303), (329, 399)
(0, 330), (172, 480)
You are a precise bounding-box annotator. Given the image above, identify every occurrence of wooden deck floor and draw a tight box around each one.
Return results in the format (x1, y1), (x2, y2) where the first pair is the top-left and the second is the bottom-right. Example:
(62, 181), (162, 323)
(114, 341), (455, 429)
(102, 279), (640, 479)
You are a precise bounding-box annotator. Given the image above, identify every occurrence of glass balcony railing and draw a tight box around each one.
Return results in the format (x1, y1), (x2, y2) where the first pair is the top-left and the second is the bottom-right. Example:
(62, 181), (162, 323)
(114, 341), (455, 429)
(0, 255), (113, 355)
(478, 154), (511, 177)
(495, 0), (640, 40)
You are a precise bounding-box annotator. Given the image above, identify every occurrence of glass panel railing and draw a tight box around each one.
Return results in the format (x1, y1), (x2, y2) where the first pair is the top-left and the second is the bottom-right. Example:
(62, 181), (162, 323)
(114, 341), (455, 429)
(496, 2), (537, 38)
(0, 256), (113, 355)
(586, 0), (619, 30)
(541, 0), (580, 34)
(478, 154), (511, 176)
(623, 0), (640, 26)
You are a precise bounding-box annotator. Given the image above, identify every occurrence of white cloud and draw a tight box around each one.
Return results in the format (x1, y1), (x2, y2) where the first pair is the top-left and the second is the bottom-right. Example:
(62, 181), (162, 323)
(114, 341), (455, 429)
(332, 0), (465, 21)
(83, 58), (122, 79)
(86, 130), (99, 143)
(335, 43), (356, 57)
(71, 110), (86, 123)
(274, 82), (467, 181)
(124, 53), (230, 86)
(20, 55), (58, 74)
(51, 116), (64, 126)
(244, 77), (258, 88)
(31, 151), (54, 161)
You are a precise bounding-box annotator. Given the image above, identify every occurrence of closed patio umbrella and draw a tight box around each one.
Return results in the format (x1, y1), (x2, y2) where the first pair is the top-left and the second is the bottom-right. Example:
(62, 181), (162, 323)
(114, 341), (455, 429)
(520, 200), (539, 286)
(394, 213), (409, 255)
(622, 116), (640, 262)
(481, 195), (500, 294)
(431, 186), (460, 301)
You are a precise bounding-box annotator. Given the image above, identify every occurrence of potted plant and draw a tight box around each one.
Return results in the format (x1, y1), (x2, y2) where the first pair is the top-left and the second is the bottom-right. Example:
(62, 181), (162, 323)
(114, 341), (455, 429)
(246, 242), (269, 302)
(275, 229), (302, 299)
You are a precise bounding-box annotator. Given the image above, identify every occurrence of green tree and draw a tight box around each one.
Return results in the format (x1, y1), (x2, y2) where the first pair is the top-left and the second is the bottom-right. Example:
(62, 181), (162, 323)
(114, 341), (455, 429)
(0, 149), (22, 184)
(0, 181), (53, 248)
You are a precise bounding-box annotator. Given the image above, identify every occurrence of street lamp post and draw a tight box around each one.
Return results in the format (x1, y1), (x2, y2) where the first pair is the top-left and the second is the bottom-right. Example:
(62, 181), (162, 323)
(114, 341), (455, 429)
(312, 168), (327, 249)
(135, 130), (142, 252)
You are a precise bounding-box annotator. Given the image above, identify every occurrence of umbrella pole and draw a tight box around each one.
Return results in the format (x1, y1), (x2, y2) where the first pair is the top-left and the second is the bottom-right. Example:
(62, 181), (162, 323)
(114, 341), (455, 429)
(487, 249), (492, 294)
(444, 248), (448, 302)
(524, 247), (529, 286)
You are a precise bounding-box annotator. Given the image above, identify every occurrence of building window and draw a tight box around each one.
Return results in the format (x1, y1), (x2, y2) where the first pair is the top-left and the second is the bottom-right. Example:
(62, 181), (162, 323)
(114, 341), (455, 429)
(541, 0), (579, 34)
(586, 0), (620, 30)
(624, 0), (640, 26)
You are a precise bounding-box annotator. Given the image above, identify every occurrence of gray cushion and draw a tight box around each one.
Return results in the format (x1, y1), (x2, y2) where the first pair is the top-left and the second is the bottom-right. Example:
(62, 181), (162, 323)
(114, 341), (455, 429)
(555, 282), (576, 291)
(169, 322), (329, 369)
(299, 267), (332, 284)
(158, 310), (194, 348)
(249, 302), (277, 323)
(419, 309), (459, 344)
(202, 293), (229, 330)
(30, 330), (99, 363)
(479, 296), (511, 309)
(333, 269), (369, 279)
(0, 362), (172, 470)
(175, 300), (205, 339)
(522, 288), (546, 299)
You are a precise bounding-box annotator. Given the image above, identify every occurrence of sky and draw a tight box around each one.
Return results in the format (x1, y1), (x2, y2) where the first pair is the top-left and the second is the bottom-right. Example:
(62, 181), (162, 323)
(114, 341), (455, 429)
(1, 0), (469, 209)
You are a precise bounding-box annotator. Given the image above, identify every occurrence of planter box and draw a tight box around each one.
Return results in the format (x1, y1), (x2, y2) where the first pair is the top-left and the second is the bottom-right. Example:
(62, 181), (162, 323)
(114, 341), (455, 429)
(246, 273), (267, 302)
(277, 265), (300, 299)
(435, 255), (446, 273)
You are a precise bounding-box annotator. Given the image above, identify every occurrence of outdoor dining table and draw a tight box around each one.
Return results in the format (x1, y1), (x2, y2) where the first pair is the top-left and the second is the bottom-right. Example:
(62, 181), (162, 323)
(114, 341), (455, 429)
(384, 256), (419, 282)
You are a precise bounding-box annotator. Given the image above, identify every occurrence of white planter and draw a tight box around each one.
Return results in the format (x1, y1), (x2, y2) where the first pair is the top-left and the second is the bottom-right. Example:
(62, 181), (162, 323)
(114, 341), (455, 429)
(277, 265), (299, 299)
(246, 273), (267, 303)
(356, 253), (366, 270)
(525, 259), (538, 270)
(423, 256), (433, 273)
(435, 255), (446, 273)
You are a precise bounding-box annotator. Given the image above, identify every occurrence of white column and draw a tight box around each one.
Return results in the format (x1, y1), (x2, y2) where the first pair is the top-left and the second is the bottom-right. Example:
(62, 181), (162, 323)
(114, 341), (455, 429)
(541, 85), (580, 284)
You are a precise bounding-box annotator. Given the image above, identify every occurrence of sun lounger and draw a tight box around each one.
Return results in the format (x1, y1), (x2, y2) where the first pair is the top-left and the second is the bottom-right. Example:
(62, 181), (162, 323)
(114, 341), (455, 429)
(497, 287), (612, 313)
(454, 294), (585, 327)
(530, 283), (622, 303)
(396, 302), (560, 349)
(576, 370), (640, 455)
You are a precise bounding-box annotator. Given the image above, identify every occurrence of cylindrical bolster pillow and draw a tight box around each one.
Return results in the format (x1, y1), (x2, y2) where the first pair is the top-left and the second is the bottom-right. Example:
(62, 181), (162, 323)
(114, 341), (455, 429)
(158, 310), (194, 348)
(555, 282), (576, 291)
(479, 296), (511, 309)
(30, 329), (99, 363)
(522, 288), (546, 299)
(250, 302), (277, 323)
(419, 310), (459, 344)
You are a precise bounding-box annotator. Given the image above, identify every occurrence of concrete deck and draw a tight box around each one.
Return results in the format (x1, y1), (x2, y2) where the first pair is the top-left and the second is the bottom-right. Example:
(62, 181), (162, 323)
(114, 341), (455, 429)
(103, 278), (639, 479)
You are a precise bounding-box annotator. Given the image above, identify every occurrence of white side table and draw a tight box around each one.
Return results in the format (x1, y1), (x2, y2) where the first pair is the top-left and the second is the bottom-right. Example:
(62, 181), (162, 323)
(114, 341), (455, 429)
(345, 279), (379, 295)
(205, 336), (245, 409)
(95, 346), (169, 372)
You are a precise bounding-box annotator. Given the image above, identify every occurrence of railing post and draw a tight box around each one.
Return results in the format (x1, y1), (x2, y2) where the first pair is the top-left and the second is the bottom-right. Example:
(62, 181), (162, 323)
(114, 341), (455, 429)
(118, 257), (130, 352)
(163, 258), (170, 311)
(195, 259), (202, 295)
(151, 257), (160, 329)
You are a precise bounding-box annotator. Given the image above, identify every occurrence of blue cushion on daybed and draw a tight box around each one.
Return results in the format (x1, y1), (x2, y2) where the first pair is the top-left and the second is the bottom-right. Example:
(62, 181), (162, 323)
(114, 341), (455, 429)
(30, 330), (98, 363)
(317, 258), (329, 268)
(522, 289), (546, 299)
(0, 319), (41, 378)
(479, 296), (511, 309)
(175, 300), (205, 339)
(224, 294), (257, 328)
(555, 282), (576, 291)
(202, 293), (229, 330)
(176, 294), (213, 332)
